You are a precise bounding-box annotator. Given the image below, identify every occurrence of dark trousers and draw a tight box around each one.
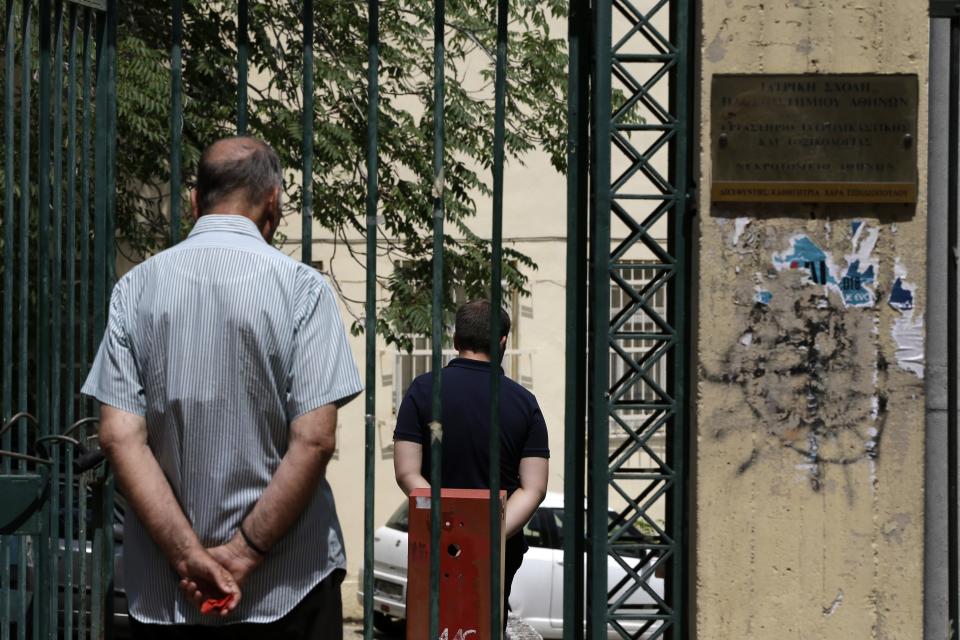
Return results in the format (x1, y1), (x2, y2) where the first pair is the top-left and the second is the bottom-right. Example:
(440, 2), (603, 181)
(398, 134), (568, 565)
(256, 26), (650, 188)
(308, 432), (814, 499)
(130, 569), (345, 640)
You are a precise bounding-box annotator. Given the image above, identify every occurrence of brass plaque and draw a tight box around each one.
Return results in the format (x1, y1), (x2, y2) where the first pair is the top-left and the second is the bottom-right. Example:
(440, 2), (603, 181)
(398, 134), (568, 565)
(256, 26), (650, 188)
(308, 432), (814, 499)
(711, 74), (918, 203)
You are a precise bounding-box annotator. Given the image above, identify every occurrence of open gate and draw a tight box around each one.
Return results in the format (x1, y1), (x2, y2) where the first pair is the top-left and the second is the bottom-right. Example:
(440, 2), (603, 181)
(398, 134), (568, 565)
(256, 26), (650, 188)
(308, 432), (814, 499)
(0, 0), (118, 638)
(0, 0), (693, 638)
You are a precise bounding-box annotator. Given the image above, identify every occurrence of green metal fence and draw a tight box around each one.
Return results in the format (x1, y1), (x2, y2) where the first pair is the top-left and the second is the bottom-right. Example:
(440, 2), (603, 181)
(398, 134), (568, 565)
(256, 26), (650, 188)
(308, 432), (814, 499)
(0, 0), (693, 638)
(0, 0), (117, 638)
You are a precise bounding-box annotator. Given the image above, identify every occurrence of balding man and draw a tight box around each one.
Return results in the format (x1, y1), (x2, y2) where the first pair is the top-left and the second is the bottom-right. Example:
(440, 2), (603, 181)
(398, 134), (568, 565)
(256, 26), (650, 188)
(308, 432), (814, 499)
(82, 137), (362, 639)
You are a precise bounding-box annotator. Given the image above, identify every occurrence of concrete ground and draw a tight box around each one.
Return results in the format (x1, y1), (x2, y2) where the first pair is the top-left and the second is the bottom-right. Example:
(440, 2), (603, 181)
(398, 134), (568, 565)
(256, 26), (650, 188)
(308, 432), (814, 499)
(343, 614), (544, 639)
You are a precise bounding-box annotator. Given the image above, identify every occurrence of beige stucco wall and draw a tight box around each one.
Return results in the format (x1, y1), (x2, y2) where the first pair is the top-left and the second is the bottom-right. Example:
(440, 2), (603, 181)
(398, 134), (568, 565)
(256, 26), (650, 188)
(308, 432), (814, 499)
(697, 3), (928, 640)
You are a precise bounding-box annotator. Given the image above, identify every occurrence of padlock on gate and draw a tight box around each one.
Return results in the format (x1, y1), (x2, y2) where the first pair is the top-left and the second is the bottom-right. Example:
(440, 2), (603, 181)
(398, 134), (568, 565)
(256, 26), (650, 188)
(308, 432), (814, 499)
(406, 488), (506, 640)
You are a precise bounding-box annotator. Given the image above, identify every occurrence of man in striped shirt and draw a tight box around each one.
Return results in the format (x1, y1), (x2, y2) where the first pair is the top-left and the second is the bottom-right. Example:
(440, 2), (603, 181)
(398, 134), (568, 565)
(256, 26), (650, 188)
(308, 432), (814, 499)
(82, 137), (363, 638)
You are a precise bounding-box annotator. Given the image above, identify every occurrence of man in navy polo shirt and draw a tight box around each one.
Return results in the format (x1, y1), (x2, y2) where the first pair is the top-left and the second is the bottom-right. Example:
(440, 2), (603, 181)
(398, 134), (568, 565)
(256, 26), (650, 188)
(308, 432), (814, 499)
(393, 299), (549, 634)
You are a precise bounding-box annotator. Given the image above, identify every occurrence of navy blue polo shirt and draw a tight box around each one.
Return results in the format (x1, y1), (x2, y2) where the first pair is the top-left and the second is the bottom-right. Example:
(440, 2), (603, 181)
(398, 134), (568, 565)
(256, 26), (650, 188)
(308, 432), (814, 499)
(393, 357), (550, 496)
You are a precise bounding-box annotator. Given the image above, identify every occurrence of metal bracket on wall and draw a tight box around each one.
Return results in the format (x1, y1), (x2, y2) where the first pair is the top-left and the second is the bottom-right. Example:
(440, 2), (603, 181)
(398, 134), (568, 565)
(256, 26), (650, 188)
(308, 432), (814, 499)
(931, 0), (960, 18)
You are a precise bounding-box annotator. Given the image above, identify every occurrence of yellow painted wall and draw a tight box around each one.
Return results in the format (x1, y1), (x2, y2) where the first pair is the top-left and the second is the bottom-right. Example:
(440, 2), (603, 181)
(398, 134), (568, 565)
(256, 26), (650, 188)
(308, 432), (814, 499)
(697, 3), (928, 639)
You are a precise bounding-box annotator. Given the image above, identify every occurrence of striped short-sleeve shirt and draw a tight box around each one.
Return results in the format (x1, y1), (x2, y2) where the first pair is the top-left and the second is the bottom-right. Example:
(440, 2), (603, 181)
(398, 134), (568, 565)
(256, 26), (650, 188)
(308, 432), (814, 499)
(81, 214), (363, 625)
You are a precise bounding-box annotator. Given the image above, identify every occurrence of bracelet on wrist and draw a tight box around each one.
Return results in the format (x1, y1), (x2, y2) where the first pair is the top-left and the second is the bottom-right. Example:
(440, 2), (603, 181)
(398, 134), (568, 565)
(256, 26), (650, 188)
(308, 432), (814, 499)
(239, 525), (267, 556)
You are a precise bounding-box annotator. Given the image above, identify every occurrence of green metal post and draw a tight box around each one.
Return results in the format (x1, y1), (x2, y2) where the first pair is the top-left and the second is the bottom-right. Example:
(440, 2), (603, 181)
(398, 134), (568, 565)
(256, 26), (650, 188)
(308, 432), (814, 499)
(563, 0), (590, 638)
(237, 0), (248, 135)
(52, 0), (64, 431)
(105, 7), (118, 636)
(16, 5), (31, 632)
(105, 0), (116, 288)
(65, 2), (78, 432)
(39, 3), (53, 633)
(362, 1), (378, 639)
(63, 440), (76, 640)
(90, 473), (103, 640)
(78, 16), (93, 637)
(668, 0), (693, 637)
(50, 4), (65, 633)
(2, 1), (15, 635)
(169, 0), (182, 245)
(91, 5), (118, 633)
(92, 6), (106, 341)
(36, 485), (50, 640)
(3, 0), (14, 446)
(65, 18), (80, 631)
(93, 473), (115, 640)
(301, 0), (313, 265)
(587, 1), (612, 638)
(93, 0), (116, 332)
(78, 471), (89, 640)
(429, 1), (445, 638)
(38, 0), (51, 438)
(17, 0), (30, 473)
(79, 7), (91, 421)
(488, 0), (507, 636)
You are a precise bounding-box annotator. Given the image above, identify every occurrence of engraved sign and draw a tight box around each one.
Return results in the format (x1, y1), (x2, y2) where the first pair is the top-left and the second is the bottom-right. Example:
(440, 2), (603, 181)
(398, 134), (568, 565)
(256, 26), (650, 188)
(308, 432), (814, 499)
(711, 74), (918, 203)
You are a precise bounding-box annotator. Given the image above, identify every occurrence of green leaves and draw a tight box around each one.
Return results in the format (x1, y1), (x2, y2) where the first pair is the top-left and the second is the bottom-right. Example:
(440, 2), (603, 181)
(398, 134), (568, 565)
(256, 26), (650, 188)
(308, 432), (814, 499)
(116, 0), (567, 346)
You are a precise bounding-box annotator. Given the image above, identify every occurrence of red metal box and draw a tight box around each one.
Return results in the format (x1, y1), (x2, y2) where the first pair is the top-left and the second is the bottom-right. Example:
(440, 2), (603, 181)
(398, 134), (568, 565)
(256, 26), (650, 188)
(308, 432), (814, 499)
(406, 488), (506, 640)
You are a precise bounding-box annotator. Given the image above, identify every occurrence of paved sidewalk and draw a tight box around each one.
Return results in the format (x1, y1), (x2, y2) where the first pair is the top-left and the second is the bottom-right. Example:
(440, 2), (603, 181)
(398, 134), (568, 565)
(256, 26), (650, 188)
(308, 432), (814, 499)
(343, 614), (544, 639)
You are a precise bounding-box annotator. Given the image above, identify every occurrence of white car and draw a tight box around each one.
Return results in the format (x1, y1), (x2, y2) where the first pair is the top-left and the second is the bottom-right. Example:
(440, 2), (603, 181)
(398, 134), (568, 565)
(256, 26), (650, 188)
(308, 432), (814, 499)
(358, 492), (664, 639)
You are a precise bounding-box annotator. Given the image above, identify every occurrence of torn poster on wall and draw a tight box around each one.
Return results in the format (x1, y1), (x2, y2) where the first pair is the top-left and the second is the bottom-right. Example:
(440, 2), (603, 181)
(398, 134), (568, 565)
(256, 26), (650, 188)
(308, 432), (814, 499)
(772, 222), (879, 308)
(765, 222), (924, 378)
(889, 259), (924, 378)
(841, 222), (879, 307)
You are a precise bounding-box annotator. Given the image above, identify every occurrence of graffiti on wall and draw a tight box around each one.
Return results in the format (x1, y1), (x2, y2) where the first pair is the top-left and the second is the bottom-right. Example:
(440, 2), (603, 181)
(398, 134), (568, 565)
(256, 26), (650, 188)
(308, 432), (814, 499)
(705, 219), (921, 490)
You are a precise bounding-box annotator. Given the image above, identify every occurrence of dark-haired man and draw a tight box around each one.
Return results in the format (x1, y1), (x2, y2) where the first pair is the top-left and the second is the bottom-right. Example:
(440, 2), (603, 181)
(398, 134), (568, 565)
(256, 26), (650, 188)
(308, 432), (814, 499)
(83, 137), (362, 638)
(393, 299), (549, 635)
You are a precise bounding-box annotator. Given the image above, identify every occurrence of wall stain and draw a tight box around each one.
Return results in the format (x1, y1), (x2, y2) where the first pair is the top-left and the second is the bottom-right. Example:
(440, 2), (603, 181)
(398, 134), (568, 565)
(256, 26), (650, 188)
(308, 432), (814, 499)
(705, 290), (887, 491)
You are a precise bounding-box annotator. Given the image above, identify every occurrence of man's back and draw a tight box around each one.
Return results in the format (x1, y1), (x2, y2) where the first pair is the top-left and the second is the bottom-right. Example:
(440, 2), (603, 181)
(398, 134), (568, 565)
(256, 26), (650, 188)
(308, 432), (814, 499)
(84, 215), (362, 624)
(393, 357), (549, 494)
(392, 300), (550, 635)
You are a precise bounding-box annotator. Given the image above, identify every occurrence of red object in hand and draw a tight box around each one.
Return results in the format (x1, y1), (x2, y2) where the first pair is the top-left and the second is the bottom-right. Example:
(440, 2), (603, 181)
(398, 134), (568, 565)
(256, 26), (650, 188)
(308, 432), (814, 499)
(200, 594), (235, 615)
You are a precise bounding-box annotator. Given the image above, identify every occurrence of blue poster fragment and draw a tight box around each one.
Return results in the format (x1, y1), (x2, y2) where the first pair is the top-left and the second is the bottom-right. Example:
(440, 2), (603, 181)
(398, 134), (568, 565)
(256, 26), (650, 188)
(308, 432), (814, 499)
(889, 278), (914, 311)
(754, 290), (773, 305)
(772, 225), (880, 308)
(773, 237), (836, 287)
(839, 260), (876, 307)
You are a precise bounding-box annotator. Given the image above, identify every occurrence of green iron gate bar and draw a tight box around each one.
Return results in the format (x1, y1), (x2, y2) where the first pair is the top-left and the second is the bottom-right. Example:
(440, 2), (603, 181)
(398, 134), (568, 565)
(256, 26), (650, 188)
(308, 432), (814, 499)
(428, 0), (445, 637)
(362, 0), (377, 638)
(0, 0), (117, 638)
(563, 0), (589, 636)
(486, 0), (508, 636)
